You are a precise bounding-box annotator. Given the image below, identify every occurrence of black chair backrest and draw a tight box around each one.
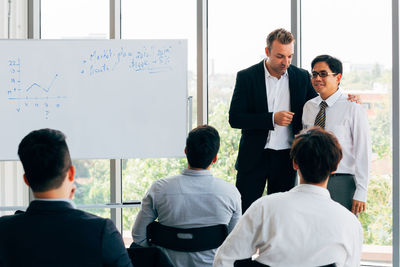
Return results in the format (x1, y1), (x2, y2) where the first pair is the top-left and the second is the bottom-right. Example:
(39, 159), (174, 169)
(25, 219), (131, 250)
(234, 258), (269, 267)
(146, 221), (228, 252)
(234, 258), (337, 267)
(127, 243), (174, 267)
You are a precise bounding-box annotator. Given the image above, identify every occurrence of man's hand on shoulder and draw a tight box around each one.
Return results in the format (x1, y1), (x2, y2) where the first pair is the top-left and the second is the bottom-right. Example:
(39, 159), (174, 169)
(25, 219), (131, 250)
(347, 94), (362, 104)
(274, 111), (295, 126)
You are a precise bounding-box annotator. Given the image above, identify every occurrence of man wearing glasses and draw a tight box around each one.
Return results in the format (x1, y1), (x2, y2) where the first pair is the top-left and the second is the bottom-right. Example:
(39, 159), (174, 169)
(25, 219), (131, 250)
(302, 55), (371, 215)
(229, 29), (359, 212)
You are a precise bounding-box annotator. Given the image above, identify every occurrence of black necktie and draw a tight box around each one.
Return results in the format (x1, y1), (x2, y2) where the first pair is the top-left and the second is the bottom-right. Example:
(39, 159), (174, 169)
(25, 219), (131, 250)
(314, 101), (328, 129)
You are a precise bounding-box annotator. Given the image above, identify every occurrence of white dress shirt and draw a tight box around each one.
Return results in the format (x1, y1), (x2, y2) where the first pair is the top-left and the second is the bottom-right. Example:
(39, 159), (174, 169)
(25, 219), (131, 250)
(302, 89), (371, 202)
(263, 60), (292, 150)
(132, 169), (242, 267)
(213, 184), (362, 267)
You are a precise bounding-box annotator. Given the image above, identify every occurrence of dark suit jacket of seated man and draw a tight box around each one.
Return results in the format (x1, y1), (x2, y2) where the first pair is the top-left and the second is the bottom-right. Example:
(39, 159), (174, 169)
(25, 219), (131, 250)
(0, 128), (132, 267)
(132, 125), (242, 267)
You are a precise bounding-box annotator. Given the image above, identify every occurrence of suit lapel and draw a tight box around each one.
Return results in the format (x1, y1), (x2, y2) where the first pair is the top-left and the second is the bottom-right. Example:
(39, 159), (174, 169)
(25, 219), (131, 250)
(255, 60), (268, 111)
(287, 66), (296, 111)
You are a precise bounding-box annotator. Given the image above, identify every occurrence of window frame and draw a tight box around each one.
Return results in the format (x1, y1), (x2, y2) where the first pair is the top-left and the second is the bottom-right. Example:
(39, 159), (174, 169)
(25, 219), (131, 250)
(3, 0), (398, 264)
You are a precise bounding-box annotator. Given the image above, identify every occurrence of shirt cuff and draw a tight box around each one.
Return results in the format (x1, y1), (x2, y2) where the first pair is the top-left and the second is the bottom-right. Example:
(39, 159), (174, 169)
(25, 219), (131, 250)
(353, 187), (367, 202)
(272, 112), (275, 126)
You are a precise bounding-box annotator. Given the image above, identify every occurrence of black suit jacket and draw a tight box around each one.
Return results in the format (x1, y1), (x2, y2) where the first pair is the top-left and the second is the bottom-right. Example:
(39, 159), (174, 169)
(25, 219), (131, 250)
(0, 200), (132, 267)
(229, 61), (317, 172)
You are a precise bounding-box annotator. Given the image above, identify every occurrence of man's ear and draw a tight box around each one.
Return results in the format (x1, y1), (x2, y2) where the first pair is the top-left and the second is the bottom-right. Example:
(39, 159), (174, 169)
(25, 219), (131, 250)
(265, 47), (270, 57)
(212, 154), (218, 164)
(184, 147), (187, 155)
(336, 73), (342, 84)
(23, 174), (30, 187)
(292, 160), (299, 171)
(67, 165), (75, 182)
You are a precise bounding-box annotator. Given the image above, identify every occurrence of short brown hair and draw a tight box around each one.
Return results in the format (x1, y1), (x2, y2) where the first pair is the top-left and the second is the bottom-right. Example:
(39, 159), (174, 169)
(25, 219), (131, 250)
(290, 127), (342, 183)
(266, 28), (295, 51)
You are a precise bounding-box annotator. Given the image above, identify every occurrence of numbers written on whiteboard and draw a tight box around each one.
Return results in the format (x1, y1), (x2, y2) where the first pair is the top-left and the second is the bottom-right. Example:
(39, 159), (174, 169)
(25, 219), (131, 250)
(7, 57), (66, 120)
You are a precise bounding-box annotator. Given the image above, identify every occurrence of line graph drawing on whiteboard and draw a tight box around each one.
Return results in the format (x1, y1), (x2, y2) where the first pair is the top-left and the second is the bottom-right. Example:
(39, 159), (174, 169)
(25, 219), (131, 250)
(7, 58), (67, 120)
(25, 74), (59, 93)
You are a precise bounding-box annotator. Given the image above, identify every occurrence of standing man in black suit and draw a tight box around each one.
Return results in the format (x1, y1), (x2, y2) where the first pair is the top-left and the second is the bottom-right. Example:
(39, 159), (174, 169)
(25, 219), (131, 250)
(230, 28), (317, 212)
(0, 129), (132, 267)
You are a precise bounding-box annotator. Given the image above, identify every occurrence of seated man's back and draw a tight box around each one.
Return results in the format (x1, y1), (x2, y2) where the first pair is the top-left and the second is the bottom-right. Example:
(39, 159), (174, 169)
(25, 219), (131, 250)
(230, 185), (361, 266)
(0, 128), (132, 267)
(214, 128), (362, 267)
(132, 125), (241, 267)
(0, 200), (130, 267)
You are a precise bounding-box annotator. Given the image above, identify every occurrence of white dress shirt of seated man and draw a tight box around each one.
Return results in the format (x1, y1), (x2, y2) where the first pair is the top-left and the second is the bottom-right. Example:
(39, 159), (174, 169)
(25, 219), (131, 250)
(213, 128), (362, 267)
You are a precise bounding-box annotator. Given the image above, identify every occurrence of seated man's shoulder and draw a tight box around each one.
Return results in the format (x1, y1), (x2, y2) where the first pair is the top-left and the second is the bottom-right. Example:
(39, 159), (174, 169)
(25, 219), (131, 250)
(151, 174), (181, 190)
(249, 192), (287, 211)
(213, 176), (235, 187)
(0, 212), (23, 227)
(57, 210), (120, 241)
(331, 200), (361, 224)
(330, 202), (363, 238)
(212, 176), (241, 195)
(69, 209), (114, 226)
(71, 208), (105, 219)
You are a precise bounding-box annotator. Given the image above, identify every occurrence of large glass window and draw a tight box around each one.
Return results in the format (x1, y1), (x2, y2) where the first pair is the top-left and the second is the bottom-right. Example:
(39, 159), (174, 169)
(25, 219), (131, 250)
(41, 0), (111, 219)
(121, 0), (196, 245)
(0, 0), (28, 216)
(208, 0), (290, 184)
(1, 1), (397, 261)
(302, 0), (392, 264)
(41, 0), (109, 39)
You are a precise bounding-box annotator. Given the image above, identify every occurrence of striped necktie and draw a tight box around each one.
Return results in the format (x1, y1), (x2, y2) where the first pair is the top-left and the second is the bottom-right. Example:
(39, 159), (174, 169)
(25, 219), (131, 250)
(314, 101), (328, 129)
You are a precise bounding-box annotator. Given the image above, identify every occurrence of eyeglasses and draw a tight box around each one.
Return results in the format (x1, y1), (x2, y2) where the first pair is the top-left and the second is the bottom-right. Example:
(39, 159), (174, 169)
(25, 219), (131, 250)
(311, 71), (337, 78)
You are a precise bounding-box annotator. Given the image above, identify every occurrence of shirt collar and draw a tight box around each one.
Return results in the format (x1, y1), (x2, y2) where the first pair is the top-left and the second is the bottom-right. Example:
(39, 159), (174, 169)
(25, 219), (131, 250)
(34, 198), (77, 209)
(316, 88), (343, 107)
(290, 184), (330, 198)
(182, 168), (212, 177)
(263, 58), (288, 78)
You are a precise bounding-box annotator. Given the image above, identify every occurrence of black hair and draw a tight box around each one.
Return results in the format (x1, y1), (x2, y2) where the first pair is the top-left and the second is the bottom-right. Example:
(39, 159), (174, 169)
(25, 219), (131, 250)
(18, 128), (72, 192)
(290, 127), (342, 183)
(186, 125), (220, 169)
(311, 54), (343, 75)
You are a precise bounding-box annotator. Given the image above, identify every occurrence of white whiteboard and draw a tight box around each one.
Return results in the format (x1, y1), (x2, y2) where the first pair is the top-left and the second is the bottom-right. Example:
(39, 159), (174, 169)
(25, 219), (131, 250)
(0, 40), (187, 160)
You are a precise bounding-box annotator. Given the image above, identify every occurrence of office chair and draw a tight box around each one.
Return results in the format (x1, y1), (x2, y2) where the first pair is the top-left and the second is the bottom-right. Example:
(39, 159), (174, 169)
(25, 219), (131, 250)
(234, 258), (269, 267)
(234, 258), (337, 267)
(146, 221), (228, 252)
(127, 242), (174, 267)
